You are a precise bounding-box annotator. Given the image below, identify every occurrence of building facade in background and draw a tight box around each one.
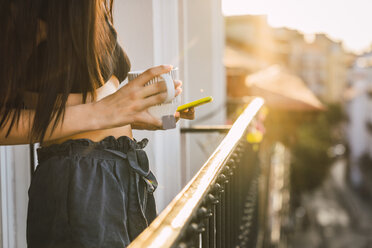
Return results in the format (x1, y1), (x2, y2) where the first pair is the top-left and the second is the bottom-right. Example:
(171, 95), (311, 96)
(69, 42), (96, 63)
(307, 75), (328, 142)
(225, 15), (354, 104)
(347, 52), (372, 187)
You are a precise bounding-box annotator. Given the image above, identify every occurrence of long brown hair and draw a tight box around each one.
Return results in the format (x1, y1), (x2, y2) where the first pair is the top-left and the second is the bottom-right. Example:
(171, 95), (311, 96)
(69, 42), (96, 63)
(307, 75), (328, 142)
(0, 0), (115, 142)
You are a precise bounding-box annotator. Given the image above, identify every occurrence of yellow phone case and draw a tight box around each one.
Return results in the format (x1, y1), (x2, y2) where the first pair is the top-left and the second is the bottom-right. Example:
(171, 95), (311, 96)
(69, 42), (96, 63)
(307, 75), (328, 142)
(177, 96), (213, 112)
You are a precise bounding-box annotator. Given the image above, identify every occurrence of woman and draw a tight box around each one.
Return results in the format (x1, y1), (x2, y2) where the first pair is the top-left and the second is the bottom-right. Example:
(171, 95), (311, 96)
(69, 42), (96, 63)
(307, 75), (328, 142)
(0, 1), (193, 247)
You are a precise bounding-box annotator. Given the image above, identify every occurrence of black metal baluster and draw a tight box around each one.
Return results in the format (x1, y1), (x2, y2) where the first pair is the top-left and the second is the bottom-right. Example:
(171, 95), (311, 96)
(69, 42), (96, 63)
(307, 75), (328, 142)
(226, 180), (231, 247)
(213, 183), (223, 248)
(216, 201), (222, 248)
(218, 174), (228, 248)
(207, 193), (218, 248)
(223, 166), (232, 248)
(231, 159), (238, 246)
(221, 190), (226, 248)
(188, 222), (204, 248)
(197, 207), (212, 248)
(209, 205), (216, 248)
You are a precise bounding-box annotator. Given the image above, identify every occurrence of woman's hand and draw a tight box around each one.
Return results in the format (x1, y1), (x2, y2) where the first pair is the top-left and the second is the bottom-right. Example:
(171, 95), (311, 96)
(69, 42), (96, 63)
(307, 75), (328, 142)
(172, 80), (196, 122)
(129, 78), (195, 130)
(131, 107), (195, 130)
(175, 107), (195, 121)
(130, 79), (184, 130)
(95, 65), (173, 129)
(95, 65), (183, 130)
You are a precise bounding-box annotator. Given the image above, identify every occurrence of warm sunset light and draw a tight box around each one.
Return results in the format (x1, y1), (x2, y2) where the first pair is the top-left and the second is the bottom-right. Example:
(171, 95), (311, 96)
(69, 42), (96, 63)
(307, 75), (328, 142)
(222, 0), (372, 53)
(4, 2), (372, 247)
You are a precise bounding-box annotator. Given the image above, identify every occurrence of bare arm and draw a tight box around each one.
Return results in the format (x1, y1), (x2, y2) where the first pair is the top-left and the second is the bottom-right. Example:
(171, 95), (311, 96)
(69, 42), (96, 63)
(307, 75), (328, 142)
(0, 65), (173, 145)
(0, 103), (103, 145)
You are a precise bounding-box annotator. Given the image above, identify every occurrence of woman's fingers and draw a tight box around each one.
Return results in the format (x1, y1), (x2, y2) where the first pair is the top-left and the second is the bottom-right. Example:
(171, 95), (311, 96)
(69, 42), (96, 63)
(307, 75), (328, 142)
(179, 107), (195, 120)
(140, 81), (168, 98)
(174, 80), (182, 97)
(175, 107), (195, 122)
(105, 64), (186, 130)
(174, 80), (182, 88)
(175, 87), (182, 97)
(135, 65), (173, 86)
(175, 112), (180, 123)
(140, 91), (168, 109)
(138, 79), (182, 99)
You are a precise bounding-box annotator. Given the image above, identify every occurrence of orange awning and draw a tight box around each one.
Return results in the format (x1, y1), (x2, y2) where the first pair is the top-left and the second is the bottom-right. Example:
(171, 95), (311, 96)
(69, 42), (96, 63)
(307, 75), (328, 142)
(245, 65), (325, 111)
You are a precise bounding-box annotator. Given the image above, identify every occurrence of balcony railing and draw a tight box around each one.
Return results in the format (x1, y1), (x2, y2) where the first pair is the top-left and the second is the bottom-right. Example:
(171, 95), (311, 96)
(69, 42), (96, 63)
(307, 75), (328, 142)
(27, 96), (290, 247)
(128, 97), (290, 248)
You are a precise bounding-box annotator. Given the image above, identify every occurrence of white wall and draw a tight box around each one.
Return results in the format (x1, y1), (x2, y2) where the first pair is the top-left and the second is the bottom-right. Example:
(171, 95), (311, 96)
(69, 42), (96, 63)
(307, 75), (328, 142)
(179, 0), (225, 125)
(179, 0), (226, 184)
(347, 83), (368, 160)
(114, 0), (182, 212)
(114, 0), (226, 209)
(347, 71), (369, 187)
(0, 145), (30, 248)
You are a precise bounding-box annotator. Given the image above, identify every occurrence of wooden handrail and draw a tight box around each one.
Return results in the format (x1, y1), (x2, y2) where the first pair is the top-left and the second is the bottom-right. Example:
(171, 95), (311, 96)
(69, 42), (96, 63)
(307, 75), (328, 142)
(128, 97), (264, 248)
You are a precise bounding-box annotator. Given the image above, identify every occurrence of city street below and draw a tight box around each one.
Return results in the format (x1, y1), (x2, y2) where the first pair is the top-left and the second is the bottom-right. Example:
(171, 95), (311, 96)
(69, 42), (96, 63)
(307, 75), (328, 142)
(291, 160), (372, 248)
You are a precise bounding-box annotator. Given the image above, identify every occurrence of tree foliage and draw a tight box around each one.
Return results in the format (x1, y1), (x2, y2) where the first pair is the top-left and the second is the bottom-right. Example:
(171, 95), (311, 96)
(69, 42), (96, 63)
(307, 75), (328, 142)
(264, 104), (346, 195)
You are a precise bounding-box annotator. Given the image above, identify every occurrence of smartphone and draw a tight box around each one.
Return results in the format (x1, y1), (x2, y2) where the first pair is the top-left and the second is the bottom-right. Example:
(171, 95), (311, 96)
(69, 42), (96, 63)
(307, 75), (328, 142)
(177, 96), (213, 112)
